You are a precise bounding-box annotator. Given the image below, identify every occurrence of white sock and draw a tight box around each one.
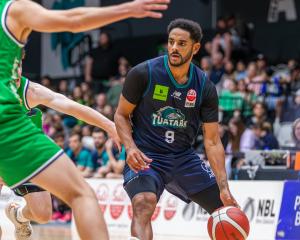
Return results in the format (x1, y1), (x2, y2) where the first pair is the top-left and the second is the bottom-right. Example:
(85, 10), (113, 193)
(16, 206), (30, 223)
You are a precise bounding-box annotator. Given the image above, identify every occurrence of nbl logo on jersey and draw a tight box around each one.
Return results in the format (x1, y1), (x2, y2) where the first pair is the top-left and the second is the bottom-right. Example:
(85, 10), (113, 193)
(185, 89), (197, 108)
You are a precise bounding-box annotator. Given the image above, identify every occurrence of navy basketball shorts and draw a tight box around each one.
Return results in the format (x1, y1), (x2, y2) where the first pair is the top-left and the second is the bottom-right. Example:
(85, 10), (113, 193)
(123, 149), (217, 203)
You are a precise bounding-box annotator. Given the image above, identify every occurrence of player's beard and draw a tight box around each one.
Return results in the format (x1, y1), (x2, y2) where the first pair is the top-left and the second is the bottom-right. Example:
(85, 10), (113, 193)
(168, 48), (193, 67)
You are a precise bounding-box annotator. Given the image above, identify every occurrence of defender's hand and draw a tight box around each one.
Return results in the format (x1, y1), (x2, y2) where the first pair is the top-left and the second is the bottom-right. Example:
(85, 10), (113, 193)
(220, 188), (240, 208)
(130, 0), (170, 19)
(126, 147), (152, 173)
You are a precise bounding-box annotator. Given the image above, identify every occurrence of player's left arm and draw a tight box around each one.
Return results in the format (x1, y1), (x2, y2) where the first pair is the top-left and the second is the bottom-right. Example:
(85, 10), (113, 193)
(201, 80), (239, 207)
(26, 81), (121, 150)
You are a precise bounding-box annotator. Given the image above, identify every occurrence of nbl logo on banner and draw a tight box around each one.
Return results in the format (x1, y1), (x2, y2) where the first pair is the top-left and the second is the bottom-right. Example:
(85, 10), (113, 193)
(276, 181), (300, 239)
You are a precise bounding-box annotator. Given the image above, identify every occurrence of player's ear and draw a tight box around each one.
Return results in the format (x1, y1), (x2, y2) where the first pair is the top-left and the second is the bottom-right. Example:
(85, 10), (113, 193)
(193, 42), (201, 55)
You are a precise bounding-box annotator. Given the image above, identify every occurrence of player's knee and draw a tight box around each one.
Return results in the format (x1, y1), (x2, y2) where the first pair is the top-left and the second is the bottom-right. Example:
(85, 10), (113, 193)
(132, 193), (157, 220)
(65, 183), (96, 207)
(30, 201), (52, 224)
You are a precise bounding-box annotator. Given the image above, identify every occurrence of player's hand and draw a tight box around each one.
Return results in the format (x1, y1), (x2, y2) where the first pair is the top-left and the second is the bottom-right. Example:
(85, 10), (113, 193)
(107, 125), (122, 152)
(126, 146), (152, 173)
(130, 0), (170, 19)
(220, 188), (240, 208)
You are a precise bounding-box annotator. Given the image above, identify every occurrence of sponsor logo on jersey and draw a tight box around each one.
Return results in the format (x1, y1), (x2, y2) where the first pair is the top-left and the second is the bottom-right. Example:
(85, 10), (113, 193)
(185, 89), (197, 107)
(153, 84), (169, 101)
(152, 106), (187, 128)
(171, 90), (182, 100)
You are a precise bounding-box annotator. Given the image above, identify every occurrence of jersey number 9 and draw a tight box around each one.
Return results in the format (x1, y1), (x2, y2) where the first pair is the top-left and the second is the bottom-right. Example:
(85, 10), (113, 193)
(165, 131), (175, 143)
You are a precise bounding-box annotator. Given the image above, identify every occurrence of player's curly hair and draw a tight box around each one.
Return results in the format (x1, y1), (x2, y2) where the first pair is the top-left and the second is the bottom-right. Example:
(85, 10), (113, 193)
(167, 18), (203, 43)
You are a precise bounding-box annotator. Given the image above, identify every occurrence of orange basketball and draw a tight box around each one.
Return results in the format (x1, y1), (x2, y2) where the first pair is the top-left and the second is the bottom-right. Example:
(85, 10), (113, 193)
(207, 206), (250, 240)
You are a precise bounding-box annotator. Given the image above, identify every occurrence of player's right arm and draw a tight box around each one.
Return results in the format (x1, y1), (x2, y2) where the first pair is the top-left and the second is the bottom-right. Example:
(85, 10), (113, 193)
(114, 64), (152, 173)
(25, 81), (121, 150)
(8, 0), (169, 39)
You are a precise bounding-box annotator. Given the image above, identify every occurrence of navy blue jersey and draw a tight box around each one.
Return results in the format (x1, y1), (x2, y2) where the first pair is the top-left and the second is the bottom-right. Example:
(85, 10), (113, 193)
(122, 55), (218, 154)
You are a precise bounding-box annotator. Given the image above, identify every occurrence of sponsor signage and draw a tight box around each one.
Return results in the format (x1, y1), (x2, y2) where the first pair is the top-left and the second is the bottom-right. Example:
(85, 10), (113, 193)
(71, 180), (284, 240)
(276, 181), (300, 239)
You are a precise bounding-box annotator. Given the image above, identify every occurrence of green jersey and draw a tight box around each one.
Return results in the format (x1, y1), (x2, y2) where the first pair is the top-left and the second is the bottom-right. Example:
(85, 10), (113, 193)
(0, 0), (25, 107)
(17, 76), (43, 129)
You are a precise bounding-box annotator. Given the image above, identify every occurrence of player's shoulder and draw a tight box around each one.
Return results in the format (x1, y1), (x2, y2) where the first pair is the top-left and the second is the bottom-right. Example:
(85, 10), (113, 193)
(193, 64), (215, 90)
(129, 55), (164, 74)
(126, 60), (150, 81)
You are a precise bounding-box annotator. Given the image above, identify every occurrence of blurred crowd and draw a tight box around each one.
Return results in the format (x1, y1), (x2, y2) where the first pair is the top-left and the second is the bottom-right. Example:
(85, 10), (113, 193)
(36, 18), (300, 222)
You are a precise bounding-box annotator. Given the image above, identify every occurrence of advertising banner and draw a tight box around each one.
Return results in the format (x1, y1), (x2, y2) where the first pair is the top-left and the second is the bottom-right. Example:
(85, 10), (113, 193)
(276, 181), (300, 239)
(72, 180), (284, 240)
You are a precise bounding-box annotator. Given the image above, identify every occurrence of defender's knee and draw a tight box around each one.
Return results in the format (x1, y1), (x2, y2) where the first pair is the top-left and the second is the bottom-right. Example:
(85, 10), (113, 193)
(65, 183), (96, 208)
(29, 202), (52, 224)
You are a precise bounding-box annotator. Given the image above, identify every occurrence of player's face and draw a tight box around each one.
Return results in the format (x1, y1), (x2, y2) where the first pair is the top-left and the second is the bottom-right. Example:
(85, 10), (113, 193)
(168, 28), (200, 67)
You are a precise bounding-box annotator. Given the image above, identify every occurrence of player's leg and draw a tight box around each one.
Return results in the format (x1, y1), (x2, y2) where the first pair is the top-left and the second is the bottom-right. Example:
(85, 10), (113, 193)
(23, 191), (52, 223)
(0, 115), (109, 240)
(11, 184), (52, 224)
(173, 152), (223, 214)
(30, 154), (109, 240)
(189, 183), (223, 214)
(124, 166), (164, 240)
(6, 185), (51, 240)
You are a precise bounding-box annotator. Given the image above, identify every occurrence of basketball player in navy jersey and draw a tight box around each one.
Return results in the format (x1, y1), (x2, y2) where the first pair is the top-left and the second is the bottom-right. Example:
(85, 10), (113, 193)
(115, 18), (238, 240)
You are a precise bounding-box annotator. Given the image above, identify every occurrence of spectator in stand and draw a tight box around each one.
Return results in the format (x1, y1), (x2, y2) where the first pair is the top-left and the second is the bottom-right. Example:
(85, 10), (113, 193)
(82, 125), (95, 150)
(85, 31), (119, 92)
(223, 117), (255, 178)
(103, 105), (114, 121)
(212, 15), (241, 63)
(53, 131), (66, 149)
(256, 54), (268, 74)
(92, 128), (125, 178)
(292, 118), (300, 149)
(210, 51), (225, 87)
(234, 60), (247, 81)
(219, 78), (244, 123)
(222, 60), (235, 80)
(107, 58), (131, 107)
(200, 56), (212, 77)
(80, 82), (94, 107)
(262, 72), (284, 122)
(41, 75), (53, 89)
(245, 62), (266, 96)
(253, 122), (279, 150)
(94, 93), (107, 114)
(66, 132), (94, 178)
(280, 89), (300, 122)
(72, 86), (85, 105)
(237, 79), (257, 123)
(290, 63), (300, 93)
(80, 82), (91, 95)
(58, 79), (69, 96)
(247, 102), (272, 127)
(46, 113), (65, 137)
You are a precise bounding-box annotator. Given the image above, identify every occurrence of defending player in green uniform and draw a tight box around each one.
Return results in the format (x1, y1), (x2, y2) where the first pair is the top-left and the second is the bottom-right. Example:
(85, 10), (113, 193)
(0, 0), (170, 239)
(3, 74), (121, 239)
